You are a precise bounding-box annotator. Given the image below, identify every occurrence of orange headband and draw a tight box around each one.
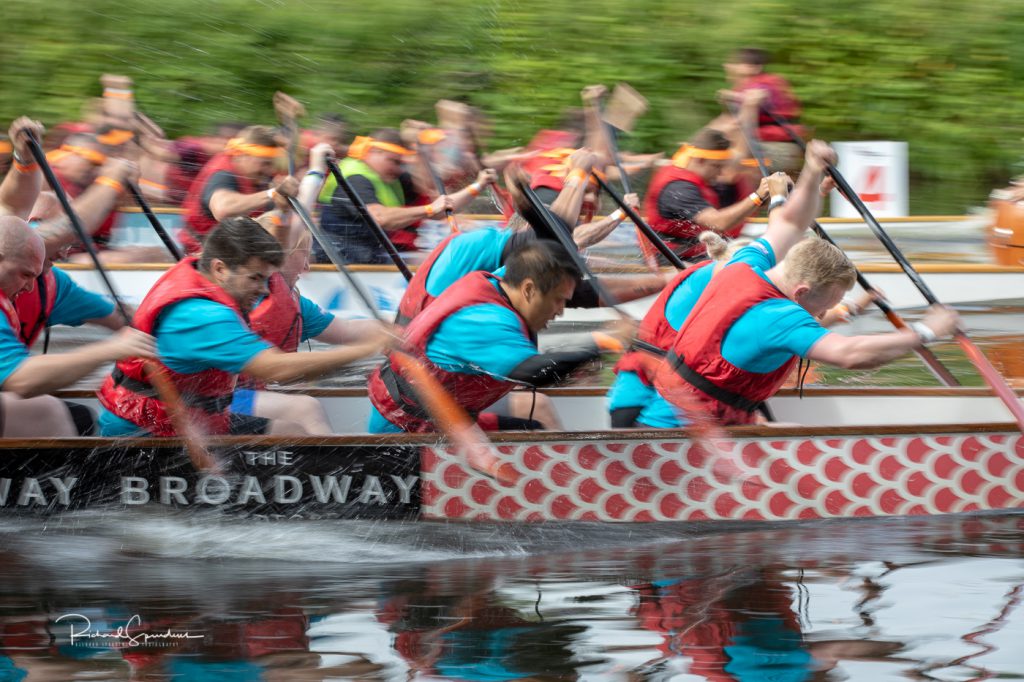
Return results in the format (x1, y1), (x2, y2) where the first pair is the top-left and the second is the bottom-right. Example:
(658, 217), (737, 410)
(225, 138), (284, 158)
(96, 129), (135, 146)
(347, 136), (415, 160)
(672, 144), (734, 167)
(50, 144), (108, 166)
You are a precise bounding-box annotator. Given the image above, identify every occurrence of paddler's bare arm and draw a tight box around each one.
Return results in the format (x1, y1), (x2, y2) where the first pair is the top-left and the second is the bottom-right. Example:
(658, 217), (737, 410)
(2, 328), (155, 398)
(0, 117), (45, 220)
(690, 174), (777, 233)
(33, 158), (137, 249)
(207, 176), (298, 222)
(368, 195), (451, 232)
(242, 328), (396, 384)
(807, 305), (960, 370)
(572, 192), (639, 249)
(761, 140), (836, 260)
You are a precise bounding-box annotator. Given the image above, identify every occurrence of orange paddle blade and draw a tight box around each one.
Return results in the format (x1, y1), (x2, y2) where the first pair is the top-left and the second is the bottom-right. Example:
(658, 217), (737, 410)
(390, 352), (517, 485)
(142, 360), (220, 474)
(956, 333), (1024, 432)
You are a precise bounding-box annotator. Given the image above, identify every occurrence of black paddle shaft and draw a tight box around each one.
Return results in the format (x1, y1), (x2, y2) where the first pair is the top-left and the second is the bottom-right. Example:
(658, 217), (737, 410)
(25, 134), (132, 324)
(515, 179), (664, 357)
(325, 159), (414, 282)
(284, 194), (386, 325)
(591, 173), (687, 270)
(125, 181), (184, 261)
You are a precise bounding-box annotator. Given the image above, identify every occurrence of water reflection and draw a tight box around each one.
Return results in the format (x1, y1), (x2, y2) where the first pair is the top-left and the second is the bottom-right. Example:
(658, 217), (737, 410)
(0, 514), (1021, 680)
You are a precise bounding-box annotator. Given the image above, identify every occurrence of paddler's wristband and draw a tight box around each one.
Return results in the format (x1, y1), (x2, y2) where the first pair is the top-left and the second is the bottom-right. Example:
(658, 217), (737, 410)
(910, 322), (938, 345)
(265, 188), (276, 206)
(768, 195), (787, 213)
(748, 192), (764, 206)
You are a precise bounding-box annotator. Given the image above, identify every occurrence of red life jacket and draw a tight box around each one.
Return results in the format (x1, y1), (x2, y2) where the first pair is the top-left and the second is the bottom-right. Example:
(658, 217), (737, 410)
(614, 261), (712, 384)
(739, 73), (806, 142)
(14, 270), (58, 347)
(96, 257), (244, 436)
(644, 166), (721, 259)
(240, 272), (302, 390)
(180, 153), (259, 254)
(654, 263), (798, 425)
(367, 271), (531, 433)
(394, 233), (457, 326)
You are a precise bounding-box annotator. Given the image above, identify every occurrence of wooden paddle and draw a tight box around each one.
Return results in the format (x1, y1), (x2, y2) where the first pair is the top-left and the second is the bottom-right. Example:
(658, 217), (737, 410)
(273, 91), (306, 178)
(24, 133), (218, 473)
(765, 110), (1023, 430)
(594, 84), (669, 271)
(726, 103), (960, 388)
(515, 178), (756, 482)
(287, 187), (510, 484)
(324, 158), (414, 282)
(125, 180), (184, 261)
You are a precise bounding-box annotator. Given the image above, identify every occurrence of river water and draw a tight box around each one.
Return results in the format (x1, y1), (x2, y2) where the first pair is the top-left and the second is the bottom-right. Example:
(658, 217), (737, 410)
(0, 511), (1021, 680)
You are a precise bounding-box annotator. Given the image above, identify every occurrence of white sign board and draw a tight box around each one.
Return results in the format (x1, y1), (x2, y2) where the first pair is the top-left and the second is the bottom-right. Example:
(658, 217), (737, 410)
(830, 141), (908, 218)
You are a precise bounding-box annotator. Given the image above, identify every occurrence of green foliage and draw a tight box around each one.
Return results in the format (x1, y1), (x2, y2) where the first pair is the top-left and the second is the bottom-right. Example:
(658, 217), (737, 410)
(3, 0), (1023, 212)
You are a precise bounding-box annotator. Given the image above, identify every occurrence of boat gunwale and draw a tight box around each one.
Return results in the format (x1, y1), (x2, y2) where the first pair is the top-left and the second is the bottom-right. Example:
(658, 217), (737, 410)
(3, 421), (1018, 451)
(52, 386), (1024, 399)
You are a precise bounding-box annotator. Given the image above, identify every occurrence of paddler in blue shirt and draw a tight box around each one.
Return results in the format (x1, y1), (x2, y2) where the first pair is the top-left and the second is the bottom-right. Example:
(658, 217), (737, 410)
(97, 216), (393, 437)
(366, 239), (633, 434)
(0, 216), (156, 437)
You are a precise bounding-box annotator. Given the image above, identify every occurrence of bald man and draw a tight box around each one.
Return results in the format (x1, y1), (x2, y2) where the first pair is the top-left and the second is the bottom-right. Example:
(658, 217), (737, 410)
(0, 216), (155, 436)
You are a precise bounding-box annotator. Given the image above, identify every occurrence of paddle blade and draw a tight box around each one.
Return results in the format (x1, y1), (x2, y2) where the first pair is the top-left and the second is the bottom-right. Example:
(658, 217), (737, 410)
(955, 333), (1024, 432)
(142, 361), (220, 474)
(603, 83), (648, 133)
(389, 352), (517, 485)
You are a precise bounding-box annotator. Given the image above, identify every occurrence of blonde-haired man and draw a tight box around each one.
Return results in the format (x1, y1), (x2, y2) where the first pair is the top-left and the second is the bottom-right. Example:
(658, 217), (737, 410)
(649, 140), (960, 427)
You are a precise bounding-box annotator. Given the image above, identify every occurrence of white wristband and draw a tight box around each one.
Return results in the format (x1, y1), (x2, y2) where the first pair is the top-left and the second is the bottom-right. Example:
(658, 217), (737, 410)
(768, 195), (787, 212)
(266, 188), (277, 205)
(910, 321), (937, 345)
(609, 208), (625, 222)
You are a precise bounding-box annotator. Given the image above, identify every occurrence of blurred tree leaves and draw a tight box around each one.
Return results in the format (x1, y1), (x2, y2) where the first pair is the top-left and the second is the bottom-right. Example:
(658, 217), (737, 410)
(3, 0), (1023, 212)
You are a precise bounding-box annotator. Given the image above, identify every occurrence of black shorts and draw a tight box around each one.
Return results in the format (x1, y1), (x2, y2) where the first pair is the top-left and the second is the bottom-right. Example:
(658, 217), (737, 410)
(228, 413), (270, 435)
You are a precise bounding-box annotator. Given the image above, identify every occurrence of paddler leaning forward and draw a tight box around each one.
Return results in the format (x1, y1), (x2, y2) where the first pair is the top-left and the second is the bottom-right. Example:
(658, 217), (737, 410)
(366, 239), (633, 434)
(652, 140), (962, 426)
(97, 216), (393, 437)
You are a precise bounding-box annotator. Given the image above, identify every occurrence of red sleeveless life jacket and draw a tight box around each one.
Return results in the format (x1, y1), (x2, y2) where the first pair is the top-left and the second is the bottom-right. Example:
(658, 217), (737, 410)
(14, 270), (58, 347)
(239, 272), (303, 391)
(740, 73), (806, 142)
(614, 261), (712, 384)
(367, 271), (532, 433)
(394, 233), (458, 326)
(654, 263), (798, 425)
(644, 166), (721, 259)
(180, 153), (260, 254)
(96, 257), (244, 436)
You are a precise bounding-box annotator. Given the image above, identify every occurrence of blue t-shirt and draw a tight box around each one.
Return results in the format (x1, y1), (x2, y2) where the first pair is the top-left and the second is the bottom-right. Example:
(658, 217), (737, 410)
(424, 227), (514, 297)
(0, 315), (28, 388)
(98, 298), (271, 436)
(49, 267), (116, 327)
(719, 240), (829, 373)
(369, 278), (537, 433)
(298, 294), (335, 341)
